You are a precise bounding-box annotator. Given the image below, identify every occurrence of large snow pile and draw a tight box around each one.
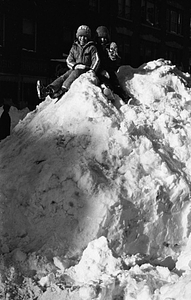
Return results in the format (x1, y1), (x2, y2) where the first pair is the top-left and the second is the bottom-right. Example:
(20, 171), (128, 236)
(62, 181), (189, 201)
(0, 59), (191, 299)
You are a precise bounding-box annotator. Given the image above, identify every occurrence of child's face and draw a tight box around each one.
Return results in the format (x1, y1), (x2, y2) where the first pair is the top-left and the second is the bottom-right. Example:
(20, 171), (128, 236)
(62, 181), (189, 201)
(98, 37), (108, 46)
(78, 35), (88, 46)
(110, 47), (117, 56)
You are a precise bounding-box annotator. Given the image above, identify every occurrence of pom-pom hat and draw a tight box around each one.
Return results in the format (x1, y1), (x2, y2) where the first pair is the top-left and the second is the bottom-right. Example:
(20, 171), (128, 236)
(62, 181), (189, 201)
(76, 25), (91, 39)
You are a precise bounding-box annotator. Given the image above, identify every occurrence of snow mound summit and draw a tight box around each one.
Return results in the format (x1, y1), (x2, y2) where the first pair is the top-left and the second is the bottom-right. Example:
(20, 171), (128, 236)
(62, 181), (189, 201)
(118, 58), (191, 106)
(1, 59), (191, 298)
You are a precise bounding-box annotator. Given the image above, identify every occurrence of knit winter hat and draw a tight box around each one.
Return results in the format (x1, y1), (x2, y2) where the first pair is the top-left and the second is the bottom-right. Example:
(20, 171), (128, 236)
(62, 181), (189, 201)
(76, 25), (91, 39)
(96, 26), (110, 40)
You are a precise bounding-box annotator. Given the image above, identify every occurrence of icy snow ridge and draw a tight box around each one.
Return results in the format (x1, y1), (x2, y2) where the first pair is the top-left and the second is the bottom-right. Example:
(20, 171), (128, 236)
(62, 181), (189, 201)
(0, 59), (191, 299)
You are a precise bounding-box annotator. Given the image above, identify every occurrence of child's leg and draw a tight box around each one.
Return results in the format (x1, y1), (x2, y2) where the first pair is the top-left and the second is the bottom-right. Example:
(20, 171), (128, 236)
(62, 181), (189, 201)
(62, 69), (86, 90)
(48, 69), (72, 93)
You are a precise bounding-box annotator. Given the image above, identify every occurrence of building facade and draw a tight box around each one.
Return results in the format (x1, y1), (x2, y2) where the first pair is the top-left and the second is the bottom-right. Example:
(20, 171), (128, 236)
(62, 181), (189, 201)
(110, 0), (190, 70)
(0, 0), (190, 108)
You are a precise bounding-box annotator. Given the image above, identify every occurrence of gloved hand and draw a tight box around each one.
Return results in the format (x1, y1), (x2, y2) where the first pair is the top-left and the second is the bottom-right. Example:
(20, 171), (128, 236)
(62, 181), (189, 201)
(74, 63), (87, 70)
(101, 70), (110, 78)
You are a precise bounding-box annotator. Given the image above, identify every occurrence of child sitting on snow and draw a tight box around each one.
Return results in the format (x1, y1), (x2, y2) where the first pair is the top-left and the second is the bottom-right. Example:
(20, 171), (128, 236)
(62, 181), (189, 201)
(94, 26), (128, 102)
(37, 25), (100, 100)
(107, 42), (121, 72)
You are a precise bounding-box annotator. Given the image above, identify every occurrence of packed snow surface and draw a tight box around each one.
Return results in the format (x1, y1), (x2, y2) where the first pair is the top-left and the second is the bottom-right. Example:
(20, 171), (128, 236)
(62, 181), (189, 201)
(0, 59), (191, 299)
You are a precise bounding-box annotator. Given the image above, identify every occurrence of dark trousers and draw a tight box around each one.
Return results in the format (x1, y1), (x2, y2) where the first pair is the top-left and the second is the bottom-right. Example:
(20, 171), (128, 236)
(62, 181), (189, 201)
(48, 69), (87, 94)
(98, 70), (124, 94)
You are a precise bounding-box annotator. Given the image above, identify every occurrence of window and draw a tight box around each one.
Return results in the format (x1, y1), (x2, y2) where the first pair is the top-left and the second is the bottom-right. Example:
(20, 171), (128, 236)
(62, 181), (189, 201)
(89, 0), (99, 12)
(0, 13), (5, 47)
(166, 8), (182, 35)
(118, 0), (131, 20)
(118, 39), (131, 64)
(22, 18), (36, 51)
(140, 41), (158, 64)
(141, 0), (159, 27)
(62, 26), (73, 51)
(0, 81), (18, 106)
(63, 27), (72, 44)
(171, 11), (178, 33)
(166, 47), (182, 66)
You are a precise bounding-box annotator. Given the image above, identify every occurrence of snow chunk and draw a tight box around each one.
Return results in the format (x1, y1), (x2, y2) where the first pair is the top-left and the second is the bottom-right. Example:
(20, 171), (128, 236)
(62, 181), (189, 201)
(66, 236), (121, 284)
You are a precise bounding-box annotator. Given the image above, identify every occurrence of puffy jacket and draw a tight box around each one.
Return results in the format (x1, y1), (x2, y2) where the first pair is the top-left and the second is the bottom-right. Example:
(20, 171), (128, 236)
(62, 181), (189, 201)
(66, 40), (100, 73)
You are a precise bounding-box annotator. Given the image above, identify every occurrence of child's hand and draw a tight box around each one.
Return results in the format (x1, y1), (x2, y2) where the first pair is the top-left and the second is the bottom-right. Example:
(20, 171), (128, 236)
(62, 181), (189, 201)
(101, 70), (110, 78)
(74, 64), (87, 70)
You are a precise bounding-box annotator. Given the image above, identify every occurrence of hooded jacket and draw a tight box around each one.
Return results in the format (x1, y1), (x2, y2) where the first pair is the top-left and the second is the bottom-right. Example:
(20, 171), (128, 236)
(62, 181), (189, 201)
(66, 40), (100, 73)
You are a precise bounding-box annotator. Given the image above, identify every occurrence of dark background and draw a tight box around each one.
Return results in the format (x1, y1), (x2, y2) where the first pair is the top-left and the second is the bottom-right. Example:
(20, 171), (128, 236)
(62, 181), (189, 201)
(0, 0), (190, 109)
